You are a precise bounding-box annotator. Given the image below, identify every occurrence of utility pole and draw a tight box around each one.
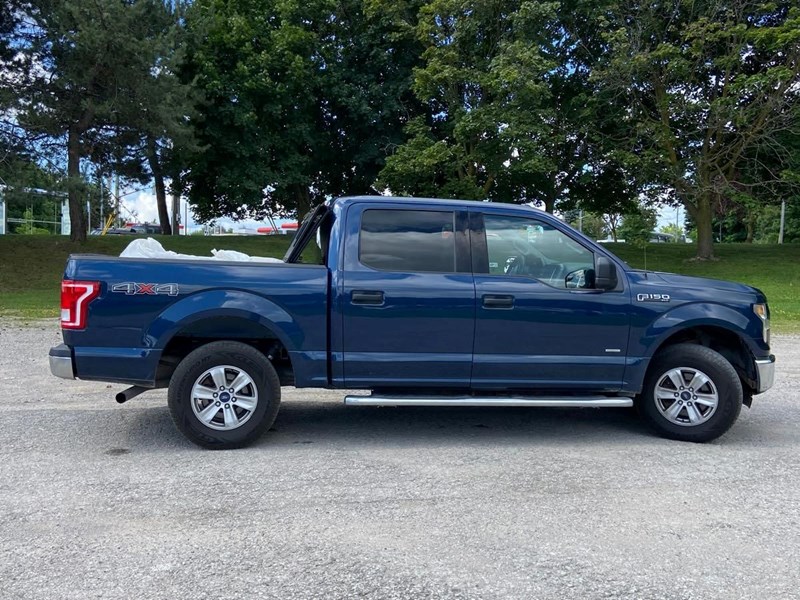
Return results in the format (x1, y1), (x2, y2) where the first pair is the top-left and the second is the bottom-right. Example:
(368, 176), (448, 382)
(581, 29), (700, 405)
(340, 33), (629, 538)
(99, 175), (104, 227)
(114, 174), (120, 227)
(578, 209), (583, 233)
(676, 206), (680, 242)
(779, 200), (786, 244)
(171, 191), (180, 235)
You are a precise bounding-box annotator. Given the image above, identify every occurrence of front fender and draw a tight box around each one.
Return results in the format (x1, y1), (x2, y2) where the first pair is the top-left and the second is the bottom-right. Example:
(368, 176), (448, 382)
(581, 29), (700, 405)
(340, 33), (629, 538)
(622, 302), (763, 394)
(641, 302), (759, 359)
(145, 289), (302, 352)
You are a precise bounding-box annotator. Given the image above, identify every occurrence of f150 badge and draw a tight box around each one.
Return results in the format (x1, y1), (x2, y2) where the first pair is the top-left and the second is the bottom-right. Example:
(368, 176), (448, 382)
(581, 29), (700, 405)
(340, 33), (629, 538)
(637, 293), (670, 302)
(112, 282), (179, 296)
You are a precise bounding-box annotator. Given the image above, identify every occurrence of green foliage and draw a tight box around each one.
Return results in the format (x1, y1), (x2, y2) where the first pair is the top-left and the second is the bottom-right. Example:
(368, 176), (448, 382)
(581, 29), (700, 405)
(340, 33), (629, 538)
(563, 210), (606, 241)
(2, 0), (799, 248)
(181, 0), (423, 221)
(659, 223), (685, 241)
(16, 209), (52, 235)
(618, 206), (658, 245)
(377, 1), (642, 214)
(756, 201), (800, 243)
(594, 0), (800, 258)
(377, 1), (555, 204)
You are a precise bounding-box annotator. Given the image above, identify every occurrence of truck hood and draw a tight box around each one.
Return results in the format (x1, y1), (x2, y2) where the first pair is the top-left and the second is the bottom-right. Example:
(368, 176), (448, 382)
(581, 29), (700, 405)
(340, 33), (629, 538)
(634, 270), (764, 301)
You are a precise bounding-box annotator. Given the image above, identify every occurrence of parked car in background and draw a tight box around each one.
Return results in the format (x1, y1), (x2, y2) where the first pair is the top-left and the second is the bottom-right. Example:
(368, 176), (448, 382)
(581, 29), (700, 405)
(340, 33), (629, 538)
(89, 223), (162, 236)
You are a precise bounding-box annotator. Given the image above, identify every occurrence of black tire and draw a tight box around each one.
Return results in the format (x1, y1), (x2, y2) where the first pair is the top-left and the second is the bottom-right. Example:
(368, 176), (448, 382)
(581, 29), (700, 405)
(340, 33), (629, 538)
(638, 343), (742, 443)
(168, 341), (281, 449)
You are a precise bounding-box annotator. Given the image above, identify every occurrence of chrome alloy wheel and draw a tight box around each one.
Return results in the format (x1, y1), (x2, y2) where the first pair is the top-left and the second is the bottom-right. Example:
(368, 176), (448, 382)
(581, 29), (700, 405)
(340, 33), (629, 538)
(654, 367), (719, 427)
(190, 365), (259, 431)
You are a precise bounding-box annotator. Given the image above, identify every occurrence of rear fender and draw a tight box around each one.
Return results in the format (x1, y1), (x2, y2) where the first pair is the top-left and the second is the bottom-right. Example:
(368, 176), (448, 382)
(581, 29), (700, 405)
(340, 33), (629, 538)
(145, 289), (298, 352)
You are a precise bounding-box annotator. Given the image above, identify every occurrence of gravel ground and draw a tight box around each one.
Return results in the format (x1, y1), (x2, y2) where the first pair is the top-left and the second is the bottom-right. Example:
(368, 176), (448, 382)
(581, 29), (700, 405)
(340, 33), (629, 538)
(0, 321), (798, 600)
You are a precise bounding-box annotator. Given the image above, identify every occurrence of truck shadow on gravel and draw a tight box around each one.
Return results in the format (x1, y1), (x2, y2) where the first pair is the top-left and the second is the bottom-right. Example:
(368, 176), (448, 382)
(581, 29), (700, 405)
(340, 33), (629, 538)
(270, 402), (650, 446)
(124, 401), (659, 450)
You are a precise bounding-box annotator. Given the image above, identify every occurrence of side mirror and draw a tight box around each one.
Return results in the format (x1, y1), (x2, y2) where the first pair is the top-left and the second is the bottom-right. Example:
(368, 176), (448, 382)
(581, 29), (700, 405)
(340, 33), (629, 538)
(595, 256), (618, 290)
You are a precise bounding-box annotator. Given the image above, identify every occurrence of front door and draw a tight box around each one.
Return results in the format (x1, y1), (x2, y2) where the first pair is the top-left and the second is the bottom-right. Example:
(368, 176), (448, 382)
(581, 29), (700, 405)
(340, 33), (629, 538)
(341, 205), (475, 388)
(470, 212), (631, 391)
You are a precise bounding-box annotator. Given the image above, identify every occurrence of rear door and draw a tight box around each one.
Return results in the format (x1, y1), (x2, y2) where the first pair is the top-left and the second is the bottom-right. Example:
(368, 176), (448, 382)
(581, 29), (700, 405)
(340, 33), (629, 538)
(470, 211), (631, 391)
(341, 204), (475, 388)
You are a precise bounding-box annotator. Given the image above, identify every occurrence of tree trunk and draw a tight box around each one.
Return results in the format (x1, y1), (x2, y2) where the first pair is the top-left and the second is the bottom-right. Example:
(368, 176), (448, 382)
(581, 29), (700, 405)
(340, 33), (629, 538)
(544, 196), (556, 214)
(147, 139), (172, 235)
(745, 211), (755, 243)
(67, 128), (87, 243)
(693, 196), (715, 260)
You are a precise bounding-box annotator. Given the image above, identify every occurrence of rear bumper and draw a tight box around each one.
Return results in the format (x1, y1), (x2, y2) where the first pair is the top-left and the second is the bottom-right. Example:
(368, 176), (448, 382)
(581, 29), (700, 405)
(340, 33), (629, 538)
(50, 344), (161, 387)
(754, 355), (776, 393)
(49, 344), (75, 380)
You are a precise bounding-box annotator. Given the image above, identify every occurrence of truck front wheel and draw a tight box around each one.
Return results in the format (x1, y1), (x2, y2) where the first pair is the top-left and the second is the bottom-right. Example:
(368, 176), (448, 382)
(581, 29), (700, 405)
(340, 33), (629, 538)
(168, 341), (281, 449)
(639, 343), (743, 443)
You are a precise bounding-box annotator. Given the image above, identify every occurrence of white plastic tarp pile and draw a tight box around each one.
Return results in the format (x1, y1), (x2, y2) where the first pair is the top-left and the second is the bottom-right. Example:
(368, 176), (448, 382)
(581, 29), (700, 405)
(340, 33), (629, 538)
(120, 237), (282, 263)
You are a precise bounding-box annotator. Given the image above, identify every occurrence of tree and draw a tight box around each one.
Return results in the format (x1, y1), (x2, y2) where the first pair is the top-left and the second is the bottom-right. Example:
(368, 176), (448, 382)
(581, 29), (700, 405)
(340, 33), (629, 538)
(535, 0), (643, 215)
(595, 0), (800, 259)
(563, 209), (607, 241)
(181, 0), (423, 222)
(659, 223), (685, 241)
(376, 0), (642, 214)
(134, 1), (198, 236)
(756, 201), (800, 243)
(1, 1), (28, 176)
(602, 212), (624, 242)
(376, 0), (557, 204)
(11, 1), (191, 242)
(732, 103), (800, 242)
(618, 206), (658, 244)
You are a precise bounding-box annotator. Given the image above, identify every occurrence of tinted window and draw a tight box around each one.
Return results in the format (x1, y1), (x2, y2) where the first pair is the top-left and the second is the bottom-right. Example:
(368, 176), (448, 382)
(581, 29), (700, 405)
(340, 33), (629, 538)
(484, 215), (594, 288)
(360, 209), (455, 273)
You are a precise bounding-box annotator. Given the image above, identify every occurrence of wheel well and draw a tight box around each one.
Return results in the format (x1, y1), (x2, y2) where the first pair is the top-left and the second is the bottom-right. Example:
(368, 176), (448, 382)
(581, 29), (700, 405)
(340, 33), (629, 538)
(156, 317), (294, 387)
(654, 326), (756, 404)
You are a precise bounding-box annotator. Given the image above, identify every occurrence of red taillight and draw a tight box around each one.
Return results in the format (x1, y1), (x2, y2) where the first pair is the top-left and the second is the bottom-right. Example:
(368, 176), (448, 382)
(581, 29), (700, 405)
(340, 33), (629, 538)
(61, 280), (101, 330)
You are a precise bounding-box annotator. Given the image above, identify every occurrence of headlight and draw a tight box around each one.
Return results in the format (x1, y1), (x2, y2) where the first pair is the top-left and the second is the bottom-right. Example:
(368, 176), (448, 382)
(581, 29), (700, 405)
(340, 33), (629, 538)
(753, 303), (770, 346)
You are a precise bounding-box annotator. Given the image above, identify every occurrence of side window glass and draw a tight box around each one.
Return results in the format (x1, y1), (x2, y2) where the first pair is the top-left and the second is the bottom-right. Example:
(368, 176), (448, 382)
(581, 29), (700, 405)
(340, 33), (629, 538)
(360, 209), (456, 273)
(483, 215), (595, 289)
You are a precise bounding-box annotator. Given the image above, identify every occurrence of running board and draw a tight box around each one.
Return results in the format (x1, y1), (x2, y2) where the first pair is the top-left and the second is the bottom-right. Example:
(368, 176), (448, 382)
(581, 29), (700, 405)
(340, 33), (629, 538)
(344, 395), (633, 408)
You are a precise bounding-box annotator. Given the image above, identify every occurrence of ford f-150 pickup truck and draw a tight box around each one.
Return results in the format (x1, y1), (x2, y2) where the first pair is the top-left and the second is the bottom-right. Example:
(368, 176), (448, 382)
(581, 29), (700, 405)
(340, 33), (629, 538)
(49, 196), (775, 448)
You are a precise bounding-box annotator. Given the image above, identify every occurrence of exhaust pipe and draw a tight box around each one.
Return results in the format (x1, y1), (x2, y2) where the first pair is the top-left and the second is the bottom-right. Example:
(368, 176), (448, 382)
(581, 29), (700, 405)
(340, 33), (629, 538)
(115, 386), (149, 404)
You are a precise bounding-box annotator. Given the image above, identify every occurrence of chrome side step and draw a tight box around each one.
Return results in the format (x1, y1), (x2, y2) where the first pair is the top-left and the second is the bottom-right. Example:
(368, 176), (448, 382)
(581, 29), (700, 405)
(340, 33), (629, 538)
(344, 395), (633, 408)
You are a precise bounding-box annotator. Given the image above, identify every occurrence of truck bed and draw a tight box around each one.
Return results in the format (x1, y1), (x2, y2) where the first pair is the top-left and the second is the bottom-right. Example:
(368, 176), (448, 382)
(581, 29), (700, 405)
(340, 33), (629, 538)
(61, 255), (329, 387)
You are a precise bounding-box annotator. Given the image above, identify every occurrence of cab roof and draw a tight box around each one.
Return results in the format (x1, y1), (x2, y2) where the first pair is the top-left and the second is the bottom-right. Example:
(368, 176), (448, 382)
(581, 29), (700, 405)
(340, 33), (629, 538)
(334, 195), (547, 214)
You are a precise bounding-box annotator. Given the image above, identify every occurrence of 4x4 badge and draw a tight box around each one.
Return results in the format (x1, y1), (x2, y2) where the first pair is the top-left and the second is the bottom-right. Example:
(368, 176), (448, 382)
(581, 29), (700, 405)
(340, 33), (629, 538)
(112, 282), (179, 296)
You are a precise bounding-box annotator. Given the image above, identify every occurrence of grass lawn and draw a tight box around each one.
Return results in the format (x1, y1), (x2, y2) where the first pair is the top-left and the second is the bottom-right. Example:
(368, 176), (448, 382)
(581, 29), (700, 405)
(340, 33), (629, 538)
(0, 235), (292, 320)
(1, 235), (798, 331)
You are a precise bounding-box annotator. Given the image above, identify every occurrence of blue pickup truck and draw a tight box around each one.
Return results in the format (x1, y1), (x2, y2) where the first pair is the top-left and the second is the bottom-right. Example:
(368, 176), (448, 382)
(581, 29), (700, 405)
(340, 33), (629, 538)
(49, 196), (775, 448)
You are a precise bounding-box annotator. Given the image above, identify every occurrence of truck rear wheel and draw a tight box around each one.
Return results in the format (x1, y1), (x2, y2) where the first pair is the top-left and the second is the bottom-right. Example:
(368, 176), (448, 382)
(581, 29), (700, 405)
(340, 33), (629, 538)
(639, 343), (743, 443)
(168, 341), (281, 449)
